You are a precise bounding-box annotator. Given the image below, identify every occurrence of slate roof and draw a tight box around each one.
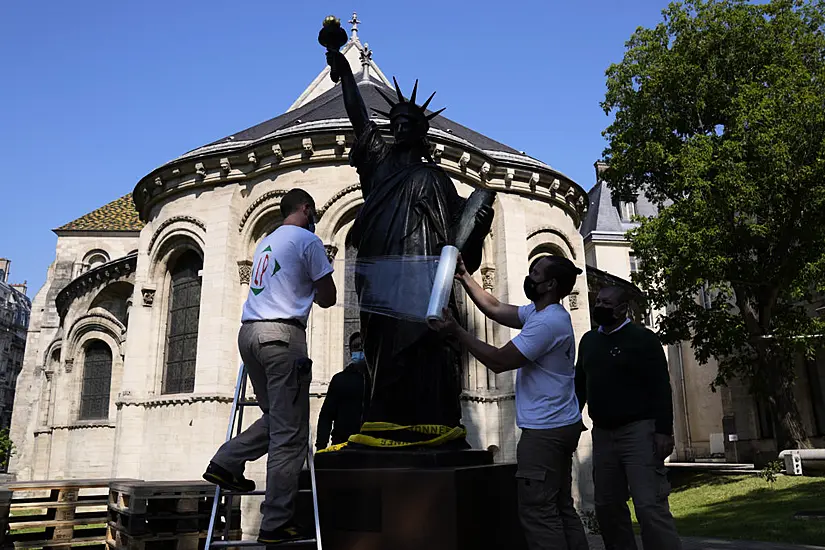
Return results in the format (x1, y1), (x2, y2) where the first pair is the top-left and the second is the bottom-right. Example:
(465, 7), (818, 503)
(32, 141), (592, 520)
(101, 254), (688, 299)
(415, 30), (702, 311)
(183, 77), (522, 158)
(580, 179), (659, 238)
(56, 194), (145, 232)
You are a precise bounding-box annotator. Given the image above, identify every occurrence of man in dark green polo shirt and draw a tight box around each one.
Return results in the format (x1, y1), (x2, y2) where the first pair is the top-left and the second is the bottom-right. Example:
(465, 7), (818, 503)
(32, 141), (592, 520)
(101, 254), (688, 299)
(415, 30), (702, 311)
(575, 286), (682, 550)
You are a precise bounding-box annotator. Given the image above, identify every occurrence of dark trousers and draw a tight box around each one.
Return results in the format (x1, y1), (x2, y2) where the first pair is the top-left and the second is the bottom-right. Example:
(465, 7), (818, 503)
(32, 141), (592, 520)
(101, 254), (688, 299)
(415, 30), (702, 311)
(516, 421), (589, 550)
(593, 419), (682, 550)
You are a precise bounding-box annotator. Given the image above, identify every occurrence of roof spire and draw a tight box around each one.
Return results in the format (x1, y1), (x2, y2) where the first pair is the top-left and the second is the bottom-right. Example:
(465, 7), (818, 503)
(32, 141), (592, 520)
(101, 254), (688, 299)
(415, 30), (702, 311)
(349, 12), (361, 42)
(360, 43), (372, 81)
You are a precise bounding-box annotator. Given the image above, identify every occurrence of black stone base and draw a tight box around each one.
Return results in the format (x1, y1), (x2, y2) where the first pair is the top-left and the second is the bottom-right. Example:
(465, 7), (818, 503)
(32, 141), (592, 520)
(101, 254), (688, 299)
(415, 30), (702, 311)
(314, 457), (526, 550)
(314, 448), (493, 470)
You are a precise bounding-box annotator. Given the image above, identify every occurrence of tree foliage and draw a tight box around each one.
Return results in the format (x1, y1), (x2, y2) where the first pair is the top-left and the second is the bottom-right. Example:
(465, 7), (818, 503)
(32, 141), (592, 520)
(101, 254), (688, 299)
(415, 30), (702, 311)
(0, 429), (14, 472)
(602, 0), (825, 450)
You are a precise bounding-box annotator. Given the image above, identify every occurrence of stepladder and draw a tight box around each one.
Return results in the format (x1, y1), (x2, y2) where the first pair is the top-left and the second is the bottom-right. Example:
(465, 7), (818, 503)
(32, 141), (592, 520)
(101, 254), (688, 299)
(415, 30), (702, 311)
(205, 363), (322, 549)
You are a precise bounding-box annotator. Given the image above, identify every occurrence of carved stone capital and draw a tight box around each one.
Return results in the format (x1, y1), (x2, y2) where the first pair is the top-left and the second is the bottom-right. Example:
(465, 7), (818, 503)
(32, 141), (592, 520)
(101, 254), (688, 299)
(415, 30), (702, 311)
(238, 260), (253, 285)
(64, 359), (74, 373)
(141, 288), (156, 307)
(481, 266), (496, 291)
(569, 290), (580, 310)
(324, 245), (339, 265)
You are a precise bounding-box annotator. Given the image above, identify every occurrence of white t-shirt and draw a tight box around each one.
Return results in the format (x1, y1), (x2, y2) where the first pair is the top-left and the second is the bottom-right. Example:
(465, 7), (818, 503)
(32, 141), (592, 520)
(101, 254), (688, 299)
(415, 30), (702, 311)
(241, 225), (333, 325)
(511, 303), (582, 430)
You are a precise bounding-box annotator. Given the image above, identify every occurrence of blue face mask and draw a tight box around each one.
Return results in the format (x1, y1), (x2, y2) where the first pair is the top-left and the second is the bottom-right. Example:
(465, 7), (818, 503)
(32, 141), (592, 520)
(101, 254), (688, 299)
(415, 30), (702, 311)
(307, 218), (316, 234)
(351, 351), (365, 364)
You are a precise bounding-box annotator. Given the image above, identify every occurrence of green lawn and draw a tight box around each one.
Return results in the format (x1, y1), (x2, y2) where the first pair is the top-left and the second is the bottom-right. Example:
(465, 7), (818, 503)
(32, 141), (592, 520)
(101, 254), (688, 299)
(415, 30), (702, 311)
(630, 473), (825, 546)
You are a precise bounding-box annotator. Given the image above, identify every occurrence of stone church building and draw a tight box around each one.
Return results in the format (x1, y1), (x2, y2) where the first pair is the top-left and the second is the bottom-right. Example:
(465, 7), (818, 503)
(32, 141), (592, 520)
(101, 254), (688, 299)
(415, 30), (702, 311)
(10, 17), (597, 506)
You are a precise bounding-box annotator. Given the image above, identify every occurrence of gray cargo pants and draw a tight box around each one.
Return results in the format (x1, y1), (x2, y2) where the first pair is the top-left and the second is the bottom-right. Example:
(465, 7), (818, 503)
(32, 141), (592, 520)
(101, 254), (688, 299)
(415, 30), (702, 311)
(212, 321), (310, 532)
(516, 421), (589, 550)
(593, 419), (682, 550)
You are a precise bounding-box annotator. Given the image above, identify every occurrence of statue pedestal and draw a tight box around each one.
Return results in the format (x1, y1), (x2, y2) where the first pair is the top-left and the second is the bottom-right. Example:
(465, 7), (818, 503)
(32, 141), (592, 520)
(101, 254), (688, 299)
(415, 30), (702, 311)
(312, 449), (527, 550)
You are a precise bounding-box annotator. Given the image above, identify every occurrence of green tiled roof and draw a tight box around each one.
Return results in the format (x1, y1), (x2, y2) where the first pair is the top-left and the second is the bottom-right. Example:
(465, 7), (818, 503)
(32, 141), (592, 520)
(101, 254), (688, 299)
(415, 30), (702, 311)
(56, 194), (145, 232)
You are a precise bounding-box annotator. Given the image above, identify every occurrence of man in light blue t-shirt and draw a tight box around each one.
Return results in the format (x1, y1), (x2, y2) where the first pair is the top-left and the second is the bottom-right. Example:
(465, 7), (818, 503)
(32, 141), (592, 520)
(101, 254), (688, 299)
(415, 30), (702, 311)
(430, 254), (588, 550)
(203, 188), (336, 545)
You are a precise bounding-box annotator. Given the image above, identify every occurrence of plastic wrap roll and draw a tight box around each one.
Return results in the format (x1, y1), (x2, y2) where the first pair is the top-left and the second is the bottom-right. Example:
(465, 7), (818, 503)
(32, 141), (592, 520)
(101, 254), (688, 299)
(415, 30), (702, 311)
(426, 245), (459, 322)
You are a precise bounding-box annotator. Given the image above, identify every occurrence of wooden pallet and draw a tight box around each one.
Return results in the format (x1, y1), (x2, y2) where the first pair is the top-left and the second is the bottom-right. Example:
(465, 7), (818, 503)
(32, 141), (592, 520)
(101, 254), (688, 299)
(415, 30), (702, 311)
(1, 479), (137, 549)
(107, 482), (216, 516)
(105, 527), (206, 550)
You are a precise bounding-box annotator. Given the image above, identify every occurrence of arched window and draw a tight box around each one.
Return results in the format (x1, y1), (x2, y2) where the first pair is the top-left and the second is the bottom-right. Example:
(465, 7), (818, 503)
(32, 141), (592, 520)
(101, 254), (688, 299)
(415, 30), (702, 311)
(163, 250), (202, 394)
(79, 341), (112, 420)
(82, 249), (110, 273)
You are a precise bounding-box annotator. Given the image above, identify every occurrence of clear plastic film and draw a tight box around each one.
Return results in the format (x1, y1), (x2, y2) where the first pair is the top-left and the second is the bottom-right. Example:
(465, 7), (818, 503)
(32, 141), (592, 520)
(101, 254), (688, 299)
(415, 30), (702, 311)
(332, 254), (455, 323)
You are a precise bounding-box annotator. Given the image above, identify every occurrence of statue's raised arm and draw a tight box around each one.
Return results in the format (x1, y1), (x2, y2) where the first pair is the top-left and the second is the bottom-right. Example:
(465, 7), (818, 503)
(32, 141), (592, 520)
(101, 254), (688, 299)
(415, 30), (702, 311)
(319, 17), (369, 137)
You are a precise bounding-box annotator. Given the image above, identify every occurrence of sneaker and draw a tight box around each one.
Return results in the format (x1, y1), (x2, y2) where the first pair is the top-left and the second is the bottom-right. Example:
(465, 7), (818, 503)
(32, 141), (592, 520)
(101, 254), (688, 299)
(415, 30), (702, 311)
(202, 462), (255, 493)
(257, 523), (310, 545)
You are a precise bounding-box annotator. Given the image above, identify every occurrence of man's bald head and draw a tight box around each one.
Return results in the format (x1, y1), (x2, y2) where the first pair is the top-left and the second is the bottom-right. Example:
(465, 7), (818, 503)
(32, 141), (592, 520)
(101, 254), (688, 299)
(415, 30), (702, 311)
(597, 286), (630, 308)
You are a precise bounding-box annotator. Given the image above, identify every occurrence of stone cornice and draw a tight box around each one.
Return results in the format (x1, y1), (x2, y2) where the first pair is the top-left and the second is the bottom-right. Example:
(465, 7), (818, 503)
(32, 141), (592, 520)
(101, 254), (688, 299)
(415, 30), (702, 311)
(133, 125), (589, 227)
(583, 230), (631, 244)
(55, 253), (137, 319)
(115, 393), (234, 408)
(147, 215), (206, 252)
(37, 421), (117, 432)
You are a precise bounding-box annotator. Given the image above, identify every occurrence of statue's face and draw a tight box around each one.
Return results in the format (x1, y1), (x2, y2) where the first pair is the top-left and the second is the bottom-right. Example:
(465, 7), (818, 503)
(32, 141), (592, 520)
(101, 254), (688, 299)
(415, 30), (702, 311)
(391, 115), (419, 145)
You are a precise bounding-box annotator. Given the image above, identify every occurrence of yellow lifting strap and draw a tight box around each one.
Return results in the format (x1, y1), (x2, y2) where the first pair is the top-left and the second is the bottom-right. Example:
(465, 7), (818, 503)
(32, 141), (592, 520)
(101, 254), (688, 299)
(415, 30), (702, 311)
(315, 423), (467, 453)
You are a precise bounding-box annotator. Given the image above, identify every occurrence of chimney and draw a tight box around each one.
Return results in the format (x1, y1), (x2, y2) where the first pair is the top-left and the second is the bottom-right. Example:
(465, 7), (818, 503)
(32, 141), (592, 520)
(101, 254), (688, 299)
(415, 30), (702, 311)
(11, 282), (27, 296)
(594, 161), (608, 184)
(0, 258), (9, 283)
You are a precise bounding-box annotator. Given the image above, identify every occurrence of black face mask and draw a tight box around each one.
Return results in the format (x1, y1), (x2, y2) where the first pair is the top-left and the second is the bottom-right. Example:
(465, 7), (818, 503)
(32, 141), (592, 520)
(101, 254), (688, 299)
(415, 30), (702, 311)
(524, 276), (549, 302)
(593, 305), (625, 327)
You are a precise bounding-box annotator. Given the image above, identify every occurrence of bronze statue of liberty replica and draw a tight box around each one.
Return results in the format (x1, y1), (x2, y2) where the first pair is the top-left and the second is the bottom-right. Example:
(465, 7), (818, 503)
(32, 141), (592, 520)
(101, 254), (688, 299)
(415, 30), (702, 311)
(320, 17), (494, 443)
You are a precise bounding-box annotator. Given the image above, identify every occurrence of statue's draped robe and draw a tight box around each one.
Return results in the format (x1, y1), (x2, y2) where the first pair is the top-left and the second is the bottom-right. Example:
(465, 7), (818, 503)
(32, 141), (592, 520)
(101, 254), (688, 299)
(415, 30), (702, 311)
(349, 122), (468, 427)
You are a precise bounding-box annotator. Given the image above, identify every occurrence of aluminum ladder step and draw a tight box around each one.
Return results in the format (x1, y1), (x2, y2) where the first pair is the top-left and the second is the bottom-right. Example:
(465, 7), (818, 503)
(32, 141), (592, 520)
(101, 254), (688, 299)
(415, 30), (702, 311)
(209, 538), (317, 547)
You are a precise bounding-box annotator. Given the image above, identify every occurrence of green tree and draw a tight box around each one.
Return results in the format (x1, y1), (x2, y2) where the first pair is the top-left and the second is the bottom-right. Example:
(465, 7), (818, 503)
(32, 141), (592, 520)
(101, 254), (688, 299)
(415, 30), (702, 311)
(602, 0), (825, 450)
(0, 429), (14, 471)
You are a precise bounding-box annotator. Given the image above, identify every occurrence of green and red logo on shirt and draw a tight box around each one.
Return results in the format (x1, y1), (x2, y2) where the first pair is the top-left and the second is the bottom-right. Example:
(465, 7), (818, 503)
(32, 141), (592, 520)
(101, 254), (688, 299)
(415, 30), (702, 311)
(250, 245), (281, 296)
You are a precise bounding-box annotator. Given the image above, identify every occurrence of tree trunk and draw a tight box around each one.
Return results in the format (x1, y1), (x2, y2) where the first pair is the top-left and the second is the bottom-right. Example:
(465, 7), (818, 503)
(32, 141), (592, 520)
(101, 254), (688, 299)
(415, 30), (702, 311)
(768, 374), (811, 451)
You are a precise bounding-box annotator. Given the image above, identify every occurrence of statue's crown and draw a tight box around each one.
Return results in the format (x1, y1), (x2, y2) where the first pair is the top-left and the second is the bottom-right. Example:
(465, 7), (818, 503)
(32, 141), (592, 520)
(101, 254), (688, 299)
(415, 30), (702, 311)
(371, 77), (445, 135)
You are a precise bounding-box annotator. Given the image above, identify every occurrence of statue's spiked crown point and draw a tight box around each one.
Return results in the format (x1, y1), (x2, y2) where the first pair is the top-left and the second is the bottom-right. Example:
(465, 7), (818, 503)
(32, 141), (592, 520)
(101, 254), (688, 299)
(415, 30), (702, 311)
(370, 77), (446, 134)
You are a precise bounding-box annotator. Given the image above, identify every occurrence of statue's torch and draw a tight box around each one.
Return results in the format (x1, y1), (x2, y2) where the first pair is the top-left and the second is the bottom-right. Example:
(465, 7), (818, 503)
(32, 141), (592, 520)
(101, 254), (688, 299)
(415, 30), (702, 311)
(318, 15), (348, 83)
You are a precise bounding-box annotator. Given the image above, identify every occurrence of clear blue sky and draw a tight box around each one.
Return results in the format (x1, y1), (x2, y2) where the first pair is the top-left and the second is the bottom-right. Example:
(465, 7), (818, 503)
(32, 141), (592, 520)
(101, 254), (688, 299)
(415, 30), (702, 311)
(0, 0), (670, 297)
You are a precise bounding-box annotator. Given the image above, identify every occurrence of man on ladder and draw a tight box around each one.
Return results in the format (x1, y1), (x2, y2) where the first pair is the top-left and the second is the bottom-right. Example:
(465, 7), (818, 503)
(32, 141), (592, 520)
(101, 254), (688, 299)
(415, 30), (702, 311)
(203, 188), (337, 545)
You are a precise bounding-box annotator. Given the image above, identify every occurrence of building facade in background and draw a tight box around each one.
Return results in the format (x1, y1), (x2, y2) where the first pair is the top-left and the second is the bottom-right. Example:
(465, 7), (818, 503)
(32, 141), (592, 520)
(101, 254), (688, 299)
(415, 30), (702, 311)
(9, 18), (598, 518)
(580, 162), (825, 465)
(0, 259), (31, 433)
